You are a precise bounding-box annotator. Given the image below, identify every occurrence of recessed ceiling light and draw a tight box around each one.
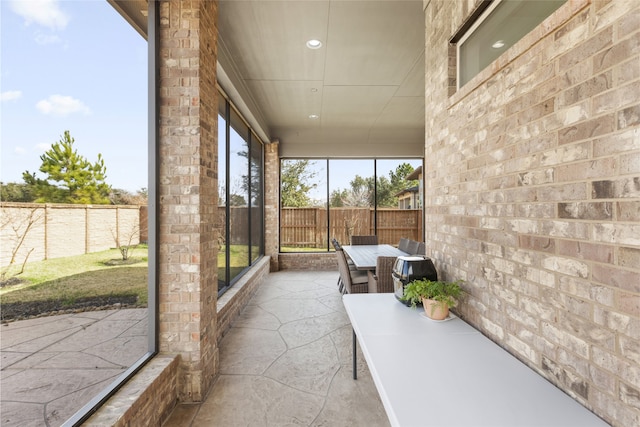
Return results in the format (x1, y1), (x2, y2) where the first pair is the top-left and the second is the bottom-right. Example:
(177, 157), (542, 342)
(492, 40), (505, 49)
(306, 39), (322, 49)
(309, 114), (319, 119)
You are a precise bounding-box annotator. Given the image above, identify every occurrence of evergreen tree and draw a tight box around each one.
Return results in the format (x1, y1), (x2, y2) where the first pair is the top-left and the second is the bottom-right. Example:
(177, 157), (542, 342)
(22, 131), (111, 204)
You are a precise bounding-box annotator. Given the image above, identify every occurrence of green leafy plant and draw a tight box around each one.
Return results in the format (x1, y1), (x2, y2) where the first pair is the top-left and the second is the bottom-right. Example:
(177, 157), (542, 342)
(401, 278), (463, 309)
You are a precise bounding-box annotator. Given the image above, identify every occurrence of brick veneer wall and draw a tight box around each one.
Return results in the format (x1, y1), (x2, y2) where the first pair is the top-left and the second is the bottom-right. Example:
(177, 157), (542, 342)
(424, 1), (639, 425)
(84, 355), (179, 427)
(157, 0), (219, 403)
(278, 252), (338, 271)
(264, 141), (281, 271)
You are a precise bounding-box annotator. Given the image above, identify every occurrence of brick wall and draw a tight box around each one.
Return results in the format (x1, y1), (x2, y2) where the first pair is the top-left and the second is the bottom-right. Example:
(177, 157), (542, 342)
(278, 252), (338, 271)
(0, 203), (141, 267)
(424, 1), (640, 425)
(84, 355), (179, 427)
(157, 0), (219, 403)
(216, 257), (270, 343)
(264, 141), (281, 271)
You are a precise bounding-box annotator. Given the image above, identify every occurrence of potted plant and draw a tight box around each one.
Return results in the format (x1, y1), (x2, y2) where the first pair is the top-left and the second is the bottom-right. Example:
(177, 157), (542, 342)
(401, 279), (462, 320)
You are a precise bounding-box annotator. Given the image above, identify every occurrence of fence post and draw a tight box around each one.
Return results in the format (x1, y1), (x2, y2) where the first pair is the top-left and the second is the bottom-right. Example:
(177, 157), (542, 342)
(44, 204), (50, 260)
(116, 206), (120, 250)
(85, 205), (89, 255)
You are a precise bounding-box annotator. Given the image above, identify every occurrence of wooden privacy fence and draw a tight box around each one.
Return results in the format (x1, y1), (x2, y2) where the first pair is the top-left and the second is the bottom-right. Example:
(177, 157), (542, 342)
(218, 206), (262, 245)
(281, 207), (423, 248)
(0, 202), (143, 267)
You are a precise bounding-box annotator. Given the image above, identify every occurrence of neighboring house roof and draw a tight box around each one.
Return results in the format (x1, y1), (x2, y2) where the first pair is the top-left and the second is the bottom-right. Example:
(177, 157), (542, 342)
(395, 185), (419, 197)
(406, 166), (422, 181)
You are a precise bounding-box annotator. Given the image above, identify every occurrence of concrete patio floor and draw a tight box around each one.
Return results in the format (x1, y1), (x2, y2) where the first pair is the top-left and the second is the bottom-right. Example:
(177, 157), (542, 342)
(0, 307), (148, 426)
(0, 270), (389, 426)
(164, 270), (390, 427)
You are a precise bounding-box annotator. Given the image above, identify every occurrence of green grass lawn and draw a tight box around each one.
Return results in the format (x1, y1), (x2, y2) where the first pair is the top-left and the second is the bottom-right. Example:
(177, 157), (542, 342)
(1, 244), (270, 320)
(0, 247), (149, 315)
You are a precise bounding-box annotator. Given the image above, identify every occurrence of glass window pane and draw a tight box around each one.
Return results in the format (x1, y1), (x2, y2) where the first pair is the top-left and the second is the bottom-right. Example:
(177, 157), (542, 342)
(229, 109), (250, 279)
(250, 134), (263, 262)
(217, 98), (228, 292)
(279, 158), (424, 253)
(0, 1), (151, 423)
(459, 0), (565, 87)
(280, 159), (327, 252)
(329, 160), (374, 245)
(375, 159), (423, 245)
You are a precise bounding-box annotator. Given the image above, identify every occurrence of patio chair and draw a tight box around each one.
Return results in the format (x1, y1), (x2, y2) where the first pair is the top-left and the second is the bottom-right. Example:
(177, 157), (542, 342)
(406, 239), (419, 255)
(336, 247), (368, 294)
(416, 242), (426, 255)
(398, 237), (411, 252)
(367, 256), (397, 293)
(332, 238), (357, 292)
(350, 235), (378, 245)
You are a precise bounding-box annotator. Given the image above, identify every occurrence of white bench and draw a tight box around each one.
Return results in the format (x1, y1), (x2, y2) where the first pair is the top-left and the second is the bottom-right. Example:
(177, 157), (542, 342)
(343, 294), (609, 427)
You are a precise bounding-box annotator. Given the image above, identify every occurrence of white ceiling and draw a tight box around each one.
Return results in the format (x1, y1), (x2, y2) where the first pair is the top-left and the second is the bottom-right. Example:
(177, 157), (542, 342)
(110, 0), (426, 158)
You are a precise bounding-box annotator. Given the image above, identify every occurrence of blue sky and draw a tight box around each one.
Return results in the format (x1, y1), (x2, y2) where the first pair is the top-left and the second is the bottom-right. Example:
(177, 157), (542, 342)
(1, 0), (147, 192)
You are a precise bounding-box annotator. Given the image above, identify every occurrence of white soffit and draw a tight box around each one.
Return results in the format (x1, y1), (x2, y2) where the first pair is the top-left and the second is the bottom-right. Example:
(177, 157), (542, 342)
(218, 0), (425, 155)
(111, 0), (427, 156)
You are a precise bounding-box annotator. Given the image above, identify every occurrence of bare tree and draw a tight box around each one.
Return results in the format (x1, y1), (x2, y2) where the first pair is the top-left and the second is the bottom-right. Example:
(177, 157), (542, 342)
(341, 186), (371, 207)
(111, 222), (140, 261)
(344, 217), (359, 242)
(1, 206), (43, 281)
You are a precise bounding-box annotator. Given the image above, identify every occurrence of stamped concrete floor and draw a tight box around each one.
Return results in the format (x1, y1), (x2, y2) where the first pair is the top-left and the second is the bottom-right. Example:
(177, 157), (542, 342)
(165, 270), (391, 427)
(0, 308), (148, 426)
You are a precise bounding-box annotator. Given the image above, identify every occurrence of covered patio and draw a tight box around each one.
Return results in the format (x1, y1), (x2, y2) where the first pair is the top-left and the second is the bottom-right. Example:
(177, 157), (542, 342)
(79, 1), (640, 426)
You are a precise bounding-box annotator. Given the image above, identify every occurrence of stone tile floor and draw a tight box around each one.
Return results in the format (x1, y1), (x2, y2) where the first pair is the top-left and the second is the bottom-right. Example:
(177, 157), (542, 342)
(0, 270), (389, 426)
(0, 308), (148, 426)
(164, 270), (390, 427)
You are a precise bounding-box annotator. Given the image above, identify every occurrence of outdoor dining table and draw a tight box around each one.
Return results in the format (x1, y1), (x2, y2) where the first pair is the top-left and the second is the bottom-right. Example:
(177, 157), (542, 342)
(341, 244), (408, 270)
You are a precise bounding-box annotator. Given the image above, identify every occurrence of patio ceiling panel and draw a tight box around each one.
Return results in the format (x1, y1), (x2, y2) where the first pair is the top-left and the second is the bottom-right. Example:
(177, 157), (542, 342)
(374, 96), (425, 128)
(216, 0), (425, 155)
(245, 80), (324, 128)
(218, 1), (330, 82)
(111, 0), (426, 157)
(321, 85), (399, 128)
(395, 51), (426, 97)
(324, 1), (425, 86)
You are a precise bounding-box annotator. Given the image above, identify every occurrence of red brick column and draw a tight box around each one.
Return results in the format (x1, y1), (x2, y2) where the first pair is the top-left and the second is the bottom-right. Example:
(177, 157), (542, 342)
(157, 0), (219, 402)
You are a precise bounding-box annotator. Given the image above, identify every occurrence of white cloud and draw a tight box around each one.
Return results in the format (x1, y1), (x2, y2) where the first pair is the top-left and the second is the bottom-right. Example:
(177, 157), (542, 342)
(1, 90), (22, 102)
(10, 0), (70, 31)
(14, 146), (26, 155)
(34, 32), (62, 45)
(36, 95), (91, 117)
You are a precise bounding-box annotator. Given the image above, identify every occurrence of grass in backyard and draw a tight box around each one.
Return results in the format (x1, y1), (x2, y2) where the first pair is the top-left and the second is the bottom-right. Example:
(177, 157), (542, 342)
(0, 247), (148, 319)
(217, 244), (253, 268)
